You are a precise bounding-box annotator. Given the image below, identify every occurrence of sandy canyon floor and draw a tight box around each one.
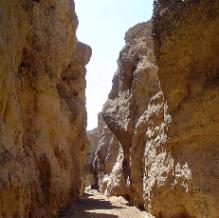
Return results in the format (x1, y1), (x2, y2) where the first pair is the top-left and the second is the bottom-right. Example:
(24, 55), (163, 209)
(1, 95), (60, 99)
(59, 189), (153, 218)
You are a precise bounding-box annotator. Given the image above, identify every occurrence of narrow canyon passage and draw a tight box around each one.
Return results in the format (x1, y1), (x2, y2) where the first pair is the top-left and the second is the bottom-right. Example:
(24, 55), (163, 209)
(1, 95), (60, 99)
(0, 1), (219, 218)
(59, 190), (152, 218)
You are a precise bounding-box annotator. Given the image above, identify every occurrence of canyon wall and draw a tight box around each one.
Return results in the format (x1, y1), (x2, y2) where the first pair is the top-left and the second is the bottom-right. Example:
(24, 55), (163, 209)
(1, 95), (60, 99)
(85, 113), (105, 188)
(92, 113), (125, 195)
(85, 128), (98, 188)
(0, 1), (91, 217)
(101, 21), (161, 208)
(93, 1), (219, 218)
(150, 1), (219, 217)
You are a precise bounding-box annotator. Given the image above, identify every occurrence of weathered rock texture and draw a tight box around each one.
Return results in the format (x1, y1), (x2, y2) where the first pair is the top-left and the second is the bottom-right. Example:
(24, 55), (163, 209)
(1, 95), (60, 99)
(101, 21), (161, 208)
(87, 128), (99, 167)
(91, 113), (124, 195)
(97, 2), (219, 217)
(148, 1), (219, 217)
(85, 128), (98, 187)
(85, 114), (104, 188)
(0, 1), (91, 217)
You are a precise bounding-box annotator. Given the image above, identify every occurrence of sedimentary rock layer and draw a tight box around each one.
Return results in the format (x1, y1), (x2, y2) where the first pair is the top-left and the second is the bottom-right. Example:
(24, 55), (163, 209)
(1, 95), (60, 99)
(96, 2), (219, 217)
(0, 1), (91, 217)
(149, 1), (219, 217)
(85, 113), (106, 188)
(101, 21), (160, 208)
(90, 113), (124, 195)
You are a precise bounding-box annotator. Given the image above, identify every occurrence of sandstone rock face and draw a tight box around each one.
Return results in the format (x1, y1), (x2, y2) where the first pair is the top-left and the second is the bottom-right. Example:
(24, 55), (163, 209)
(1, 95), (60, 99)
(98, 4), (219, 217)
(146, 1), (219, 217)
(91, 113), (125, 195)
(85, 128), (99, 187)
(87, 113), (107, 168)
(85, 114), (105, 188)
(0, 1), (91, 218)
(87, 128), (99, 166)
(102, 21), (160, 208)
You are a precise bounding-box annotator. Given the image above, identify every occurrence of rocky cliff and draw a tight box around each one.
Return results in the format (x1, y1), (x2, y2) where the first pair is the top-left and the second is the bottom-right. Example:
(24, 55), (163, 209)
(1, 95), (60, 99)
(93, 2), (219, 217)
(0, 1), (91, 217)
(101, 21), (161, 208)
(85, 114), (105, 188)
(149, 1), (219, 217)
(92, 113), (125, 196)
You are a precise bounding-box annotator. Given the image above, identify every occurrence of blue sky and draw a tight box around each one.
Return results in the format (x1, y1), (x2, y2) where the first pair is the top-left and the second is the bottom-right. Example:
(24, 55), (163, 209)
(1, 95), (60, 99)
(74, 0), (154, 130)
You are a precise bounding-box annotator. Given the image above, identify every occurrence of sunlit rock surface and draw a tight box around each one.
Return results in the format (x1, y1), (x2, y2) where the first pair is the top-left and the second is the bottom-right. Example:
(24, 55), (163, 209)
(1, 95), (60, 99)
(149, 1), (219, 217)
(89, 113), (125, 195)
(94, 2), (219, 217)
(0, 1), (91, 217)
(101, 21), (161, 208)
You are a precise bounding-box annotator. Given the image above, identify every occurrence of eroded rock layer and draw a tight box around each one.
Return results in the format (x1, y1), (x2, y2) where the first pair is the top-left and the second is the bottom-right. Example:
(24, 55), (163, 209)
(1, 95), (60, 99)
(90, 113), (124, 195)
(150, 1), (219, 217)
(0, 1), (91, 217)
(95, 2), (219, 217)
(85, 113), (106, 188)
(101, 21), (160, 208)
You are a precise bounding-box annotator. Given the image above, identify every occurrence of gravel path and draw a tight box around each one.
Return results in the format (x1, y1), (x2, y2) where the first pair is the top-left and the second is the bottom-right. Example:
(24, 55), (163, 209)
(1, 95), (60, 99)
(59, 189), (153, 218)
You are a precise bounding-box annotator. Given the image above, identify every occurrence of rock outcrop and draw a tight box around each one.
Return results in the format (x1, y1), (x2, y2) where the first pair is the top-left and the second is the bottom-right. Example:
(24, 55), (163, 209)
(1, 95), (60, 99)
(85, 114), (105, 188)
(87, 128), (99, 167)
(85, 128), (99, 188)
(147, 1), (219, 217)
(0, 1), (91, 217)
(90, 113), (124, 195)
(101, 21), (160, 208)
(93, 2), (219, 218)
